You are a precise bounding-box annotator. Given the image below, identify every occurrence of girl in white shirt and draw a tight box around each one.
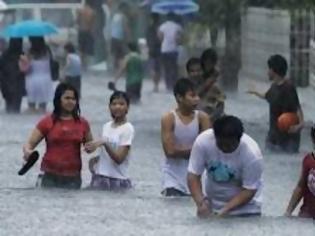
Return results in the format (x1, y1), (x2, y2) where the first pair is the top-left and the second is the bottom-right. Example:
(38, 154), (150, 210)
(85, 91), (135, 190)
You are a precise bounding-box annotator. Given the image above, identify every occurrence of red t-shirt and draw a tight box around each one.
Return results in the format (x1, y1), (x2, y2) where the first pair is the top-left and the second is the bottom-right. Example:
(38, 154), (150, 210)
(37, 115), (90, 176)
(300, 153), (315, 218)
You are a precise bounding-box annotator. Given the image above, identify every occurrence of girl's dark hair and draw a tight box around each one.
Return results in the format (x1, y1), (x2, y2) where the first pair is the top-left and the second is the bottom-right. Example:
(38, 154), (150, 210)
(173, 78), (196, 98)
(7, 38), (23, 55)
(186, 57), (201, 73)
(128, 42), (138, 52)
(213, 115), (244, 141)
(267, 54), (288, 77)
(53, 83), (80, 122)
(109, 90), (130, 106)
(200, 48), (218, 71)
(29, 36), (48, 59)
(64, 42), (76, 53)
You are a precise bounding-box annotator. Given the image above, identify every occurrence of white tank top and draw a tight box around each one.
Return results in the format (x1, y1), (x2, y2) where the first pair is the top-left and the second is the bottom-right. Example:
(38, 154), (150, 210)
(161, 110), (200, 194)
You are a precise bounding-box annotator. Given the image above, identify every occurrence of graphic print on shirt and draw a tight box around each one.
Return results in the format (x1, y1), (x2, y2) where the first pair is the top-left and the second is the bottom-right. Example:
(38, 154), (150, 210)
(307, 168), (315, 196)
(207, 160), (235, 183)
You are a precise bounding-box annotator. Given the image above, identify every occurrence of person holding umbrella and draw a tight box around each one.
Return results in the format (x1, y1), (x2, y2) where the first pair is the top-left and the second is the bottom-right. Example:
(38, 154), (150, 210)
(2, 20), (59, 113)
(21, 36), (54, 113)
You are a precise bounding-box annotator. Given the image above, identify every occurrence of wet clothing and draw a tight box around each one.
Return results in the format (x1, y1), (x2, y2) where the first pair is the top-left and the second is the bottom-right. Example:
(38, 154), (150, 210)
(90, 174), (132, 191)
(188, 130), (263, 216)
(265, 80), (301, 152)
(161, 187), (190, 197)
(162, 110), (200, 195)
(0, 50), (25, 113)
(38, 173), (81, 189)
(37, 115), (90, 177)
(196, 70), (225, 122)
(93, 121), (134, 181)
(299, 153), (315, 219)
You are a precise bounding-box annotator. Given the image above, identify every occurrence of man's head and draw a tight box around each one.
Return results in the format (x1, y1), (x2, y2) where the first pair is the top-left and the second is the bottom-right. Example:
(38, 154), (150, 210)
(213, 115), (244, 153)
(267, 54), (288, 80)
(201, 48), (218, 75)
(128, 42), (139, 53)
(186, 57), (203, 81)
(166, 12), (176, 21)
(173, 78), (200, 110)
(151, 13), (160, 25)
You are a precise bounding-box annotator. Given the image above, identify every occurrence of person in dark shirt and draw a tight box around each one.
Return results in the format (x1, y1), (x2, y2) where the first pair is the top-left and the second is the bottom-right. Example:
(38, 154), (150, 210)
(248, 54), (304, 153)
(146, 13), (161, 92)
(0, 38), (25, 113)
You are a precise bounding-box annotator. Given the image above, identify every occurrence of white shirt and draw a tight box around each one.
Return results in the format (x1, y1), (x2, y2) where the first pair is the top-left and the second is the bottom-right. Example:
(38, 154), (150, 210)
(95, 121), (135, 180)
(159, 21), (182, 53)
(188, 130), (263, 215)
(161, 111), (200, 194)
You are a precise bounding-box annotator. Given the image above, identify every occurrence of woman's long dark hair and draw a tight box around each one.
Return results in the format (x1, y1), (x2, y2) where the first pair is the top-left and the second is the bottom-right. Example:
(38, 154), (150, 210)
(52, 83), (80, 122)
(2, 38), (23, 59)
(29, 36), (48, 59)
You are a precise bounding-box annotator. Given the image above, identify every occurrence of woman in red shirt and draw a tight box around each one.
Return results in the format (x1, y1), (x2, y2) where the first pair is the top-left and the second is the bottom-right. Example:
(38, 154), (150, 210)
(23, 83), (94, 189)
(285, 125), (315, 219)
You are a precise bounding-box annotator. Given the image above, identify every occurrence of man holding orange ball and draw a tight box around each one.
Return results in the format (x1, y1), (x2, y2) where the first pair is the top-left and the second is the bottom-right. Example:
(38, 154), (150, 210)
(248, 54), (304, 153)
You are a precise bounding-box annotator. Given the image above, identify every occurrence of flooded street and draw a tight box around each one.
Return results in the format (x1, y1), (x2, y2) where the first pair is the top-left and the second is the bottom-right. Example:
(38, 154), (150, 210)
(0, 73), (314, 235)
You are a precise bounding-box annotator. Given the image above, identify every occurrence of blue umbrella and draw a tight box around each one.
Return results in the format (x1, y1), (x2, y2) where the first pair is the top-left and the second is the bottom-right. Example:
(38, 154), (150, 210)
(151, 0), (199, 15)
(2, 20), (58, 38)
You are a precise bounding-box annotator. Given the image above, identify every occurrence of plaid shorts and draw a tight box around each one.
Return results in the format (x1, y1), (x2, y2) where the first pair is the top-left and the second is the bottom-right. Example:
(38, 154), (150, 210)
(90, 174), (132, 191)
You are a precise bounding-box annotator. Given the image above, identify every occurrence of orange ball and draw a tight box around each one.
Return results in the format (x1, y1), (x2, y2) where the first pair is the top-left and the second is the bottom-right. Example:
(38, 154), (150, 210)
(277, 112), (299, 132)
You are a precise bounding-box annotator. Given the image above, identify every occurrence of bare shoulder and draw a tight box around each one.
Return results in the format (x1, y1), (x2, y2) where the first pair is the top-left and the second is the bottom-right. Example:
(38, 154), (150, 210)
(161, 112), (175, 125)
(198, 110), (209, 120)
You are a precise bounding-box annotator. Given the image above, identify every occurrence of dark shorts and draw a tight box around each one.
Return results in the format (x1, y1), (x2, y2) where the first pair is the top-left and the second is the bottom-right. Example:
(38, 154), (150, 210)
(126, 82), (142, 103)
(161, 187), (190, 197)
(37, 173), (81, 189)
(90, 174), (132, 191)
(111, 38), (126, 60)
(78, 31), (94, 55)
(149, 56), (161, 74)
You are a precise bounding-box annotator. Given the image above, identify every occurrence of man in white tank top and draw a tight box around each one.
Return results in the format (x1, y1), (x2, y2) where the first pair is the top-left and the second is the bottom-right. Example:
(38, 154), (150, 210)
(161, 78), (210, 197)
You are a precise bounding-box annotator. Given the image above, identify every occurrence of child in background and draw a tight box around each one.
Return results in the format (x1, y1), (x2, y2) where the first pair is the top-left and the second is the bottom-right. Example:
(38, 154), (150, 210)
(186, 57), (203, 82)
(85, 91), (135, 191)
(63, 42), (82, 98)
(113, 42), (144, 104)
(285, 125), (315, 219)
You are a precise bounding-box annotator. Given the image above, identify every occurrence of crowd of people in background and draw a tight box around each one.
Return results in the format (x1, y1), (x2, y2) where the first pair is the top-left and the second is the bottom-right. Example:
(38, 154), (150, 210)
(0, 0), (314, 220)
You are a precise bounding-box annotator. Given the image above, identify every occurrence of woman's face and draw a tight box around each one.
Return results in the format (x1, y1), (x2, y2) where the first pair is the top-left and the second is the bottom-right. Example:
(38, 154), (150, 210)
(109, 97), (128, 119)
(60, 90), (77, 113)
